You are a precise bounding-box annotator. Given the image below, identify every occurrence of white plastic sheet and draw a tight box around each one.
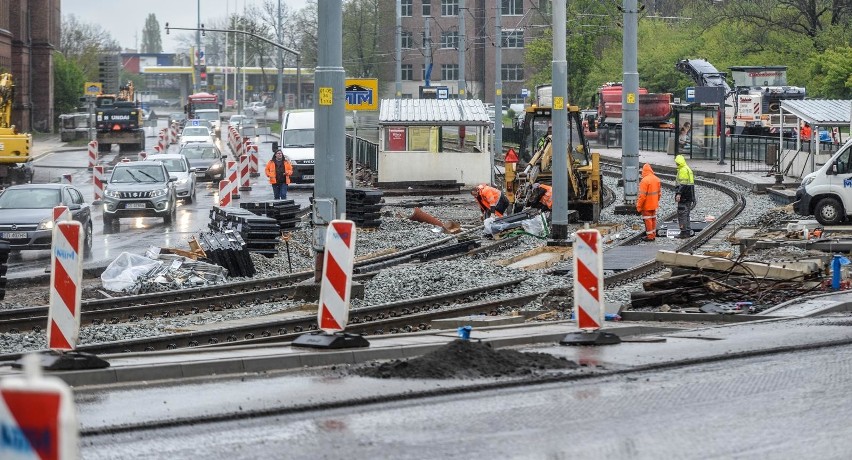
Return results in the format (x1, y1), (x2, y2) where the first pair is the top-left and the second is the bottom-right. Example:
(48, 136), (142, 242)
(101, 252), (162, 293)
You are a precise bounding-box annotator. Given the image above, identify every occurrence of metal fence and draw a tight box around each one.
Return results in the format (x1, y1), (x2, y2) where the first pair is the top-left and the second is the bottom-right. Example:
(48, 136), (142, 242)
(590, 126), (674, 152)
(346, 134), (379, 172)
(729, 135), (843, 173)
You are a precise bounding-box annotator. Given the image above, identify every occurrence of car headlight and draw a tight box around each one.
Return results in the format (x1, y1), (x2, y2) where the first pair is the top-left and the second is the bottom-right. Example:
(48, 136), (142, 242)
(151, 188), (169, 198)
(800, 176), (815, 188)
(104, 189), (120, 198)
(37, 217), (54, 231)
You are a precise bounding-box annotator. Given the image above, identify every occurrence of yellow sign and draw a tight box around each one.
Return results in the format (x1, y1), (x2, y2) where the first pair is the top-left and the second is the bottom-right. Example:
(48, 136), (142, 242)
(704, 117), (715, 126)
(626, 93), (636, 104)
(459, 89), (465, 95)
(319, 87), (334, 106)
(84, 82), (102, 96)
(344, 78), (378, 111)
(496, 89), (502, 96)
(553, 96), (564, 110)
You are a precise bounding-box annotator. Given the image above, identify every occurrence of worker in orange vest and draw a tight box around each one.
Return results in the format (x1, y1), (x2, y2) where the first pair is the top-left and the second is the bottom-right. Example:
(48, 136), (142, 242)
(527, 183), (553, 212)
(471, 183), (509, 219)
(636, 163), (661, 241)
(265, 149), (293, 200)
(800, 122), (812, 140)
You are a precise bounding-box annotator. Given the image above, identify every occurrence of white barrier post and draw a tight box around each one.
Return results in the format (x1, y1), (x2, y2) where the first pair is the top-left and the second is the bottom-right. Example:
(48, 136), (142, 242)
(153, 145), (162, 154)
(239, 154), (252, 191)
(93, 165), (105, 203)
(47, 221), (83, 351)
(87, 141), (98, 169)
(227, 160), (241, 199)
(248, 143), (260, 177)
(138, 150), (148, 161)
(560, 229), (621, 345)
(53, 205), (71, 223)
(61, 174), (72, 184)
(218, 179), (231, 207)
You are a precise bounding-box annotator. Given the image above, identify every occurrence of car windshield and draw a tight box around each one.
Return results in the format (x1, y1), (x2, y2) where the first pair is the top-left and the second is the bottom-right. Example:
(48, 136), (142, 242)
(282, 129), (315, 147)
(229, 116), (244, 123)
(196, 112), (218, 121)
(0, 188), (61, 209)
(182, 127), (209, 137)
(243, 118), (257, 126)
(181, 146), (220, 160)
(111, 165), (166, 183)
(158, 158), (187, 173)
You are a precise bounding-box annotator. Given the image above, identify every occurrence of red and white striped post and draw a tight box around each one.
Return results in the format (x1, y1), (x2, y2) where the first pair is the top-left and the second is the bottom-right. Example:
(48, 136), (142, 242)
(170, 124), (178, 144)
(227, 160), (240, 199)
(138, 150), (148, 161)
(560, 229), (621, 345)
(61, 174), (72, 184)
(47, 221), (84, 351)
(120, 158), (131, 163)
(319, 220), (357, 331)
(87, 141), (98, 169)
(248, 143), (260, 177)
(238, 154), (251, 191)
(92, 165), (105, 203)
(157, 132), (166, 152)
(152, 145), (162, 154)
(53, 206), (71, 223)
(218, 179), (231, 207)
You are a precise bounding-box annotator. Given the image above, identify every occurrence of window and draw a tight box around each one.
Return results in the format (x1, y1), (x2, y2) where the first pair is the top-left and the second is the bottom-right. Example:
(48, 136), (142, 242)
(834, 147), (852, 175)
(501, 0), (523, 15)
(401, 31), (413, 49)
(441, 64), (459, 81)
(422, 0), (431, 16)
(502, 30), (523, 48)
(441, 0), (459, 16)
(440, 31), (459, 49)
(401, 0), (412, 17)
(401, 64), (414, 81)
(502, 64), (524, 81)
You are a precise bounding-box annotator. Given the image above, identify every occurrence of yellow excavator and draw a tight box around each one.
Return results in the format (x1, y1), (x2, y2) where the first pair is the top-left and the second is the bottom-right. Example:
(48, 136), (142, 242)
(505, 85), (602, 222)
(0, 73), (33, 185)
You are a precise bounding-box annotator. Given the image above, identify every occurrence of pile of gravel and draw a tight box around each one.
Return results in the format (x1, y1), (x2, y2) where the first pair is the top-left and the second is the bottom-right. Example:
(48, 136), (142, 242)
(353, 339), (578, 379)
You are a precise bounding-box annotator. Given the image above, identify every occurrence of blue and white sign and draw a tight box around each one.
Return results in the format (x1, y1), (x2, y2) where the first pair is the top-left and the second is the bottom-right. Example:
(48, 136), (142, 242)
(521, 88), (530, 97)
(685, 87), (695, 102)
(190, 119), (201, 126)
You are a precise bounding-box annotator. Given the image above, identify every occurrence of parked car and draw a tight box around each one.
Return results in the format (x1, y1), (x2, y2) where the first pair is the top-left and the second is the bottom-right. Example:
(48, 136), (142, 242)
(178, 143), (227, 183)
(102, 161), (177, 226)
(179, 125), (215, 147)
(145, 153), (197, 203)
(228, 114), (247, 128)
(0, 183), (93, 254)
(246, 101), (267, 117)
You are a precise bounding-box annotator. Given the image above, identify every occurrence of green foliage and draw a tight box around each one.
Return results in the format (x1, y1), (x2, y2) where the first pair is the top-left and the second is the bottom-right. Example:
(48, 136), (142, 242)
(807, 46), (852, 98)
(141, 14), (163, 54)
(53, 52), (85, 117)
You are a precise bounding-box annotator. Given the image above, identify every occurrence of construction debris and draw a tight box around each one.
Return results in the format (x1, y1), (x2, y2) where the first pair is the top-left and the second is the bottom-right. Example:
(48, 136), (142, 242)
(655, 250), (822, 281)
(101, 250), (227, 295)
(197, 231), (256, 278)
(409, 207), (461, 234)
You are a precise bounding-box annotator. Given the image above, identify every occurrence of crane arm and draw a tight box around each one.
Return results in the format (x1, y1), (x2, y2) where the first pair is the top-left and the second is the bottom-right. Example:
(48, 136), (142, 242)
(0, 73), (14, 129)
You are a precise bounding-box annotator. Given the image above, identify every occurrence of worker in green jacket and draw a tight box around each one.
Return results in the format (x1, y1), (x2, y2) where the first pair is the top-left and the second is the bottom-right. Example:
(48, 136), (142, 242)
(674, 154), (696, 238)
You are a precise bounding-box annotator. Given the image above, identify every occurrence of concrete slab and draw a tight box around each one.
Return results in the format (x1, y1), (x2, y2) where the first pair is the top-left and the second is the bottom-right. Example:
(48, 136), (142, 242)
(431, 315), (526, 329)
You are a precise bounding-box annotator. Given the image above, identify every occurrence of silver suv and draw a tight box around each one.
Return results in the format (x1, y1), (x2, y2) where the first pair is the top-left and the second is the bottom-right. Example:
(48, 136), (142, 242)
(102, 161), (177, 226)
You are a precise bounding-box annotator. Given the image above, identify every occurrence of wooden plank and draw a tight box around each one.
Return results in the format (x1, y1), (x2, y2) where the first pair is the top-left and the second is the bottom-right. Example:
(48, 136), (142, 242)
(655, 250), (820, 280)
(496, 246), (573, 271)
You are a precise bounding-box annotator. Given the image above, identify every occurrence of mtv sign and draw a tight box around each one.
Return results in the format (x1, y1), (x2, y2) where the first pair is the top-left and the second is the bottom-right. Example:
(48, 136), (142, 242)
(345, 78), (379, 111)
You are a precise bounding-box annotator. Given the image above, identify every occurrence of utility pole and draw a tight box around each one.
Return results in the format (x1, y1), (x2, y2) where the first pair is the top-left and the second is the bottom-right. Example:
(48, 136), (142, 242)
(312, 0), (346, 281)
(395, 0), (402, 97)
(616, 0), (640, 214)
(493, 1), (502, 184)
(550, 0), (569, 241)
(457, 0), (465, 98)
(195, 0), (201, 93)
(424, 17), (431, 87)
(277, 0), (284, 121)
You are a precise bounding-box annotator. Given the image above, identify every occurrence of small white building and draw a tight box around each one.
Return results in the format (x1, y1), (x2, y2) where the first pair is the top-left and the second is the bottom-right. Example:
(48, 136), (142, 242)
(377, 98), (493, 186)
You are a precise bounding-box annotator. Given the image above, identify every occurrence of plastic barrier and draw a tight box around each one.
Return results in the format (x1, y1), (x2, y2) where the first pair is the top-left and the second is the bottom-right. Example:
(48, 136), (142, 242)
(248, 143), (260, 177)
(47, 220), (84, 350)
(218, 179), (231, 207)
(227, 160), (240, 199)
(53, 205), (71, 223)
(93, 165), (105, 203)
(239, 154), (252, 191)
(87, 141), (98, 169)
(318, 220), (357, 331)
(574, 229), (604, 330)
(138, 151), (148, 161)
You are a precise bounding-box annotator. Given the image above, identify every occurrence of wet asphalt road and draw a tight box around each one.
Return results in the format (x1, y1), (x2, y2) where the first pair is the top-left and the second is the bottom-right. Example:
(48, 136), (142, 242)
(9, 120), (313, 280)
(80, 342), (852, 459)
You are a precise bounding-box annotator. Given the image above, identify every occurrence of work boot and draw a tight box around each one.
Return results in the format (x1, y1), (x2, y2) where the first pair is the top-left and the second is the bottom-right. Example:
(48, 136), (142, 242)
(676, 231), (692, 239)
(641, 236), (655, 242)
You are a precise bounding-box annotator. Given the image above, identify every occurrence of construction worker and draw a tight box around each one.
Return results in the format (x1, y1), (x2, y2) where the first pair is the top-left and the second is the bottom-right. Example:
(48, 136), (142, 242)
(636, 164), (661, 241)
(265, 149), (293, 200)
(527, 183), (552, 212)
(674, 154), (696, 238)
(536, 125), (552, 152)
(471, 183), (509, 219)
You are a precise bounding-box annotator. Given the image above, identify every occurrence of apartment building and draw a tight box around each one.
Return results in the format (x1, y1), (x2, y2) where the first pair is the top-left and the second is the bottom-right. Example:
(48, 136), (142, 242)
(377, 0), (546, 104)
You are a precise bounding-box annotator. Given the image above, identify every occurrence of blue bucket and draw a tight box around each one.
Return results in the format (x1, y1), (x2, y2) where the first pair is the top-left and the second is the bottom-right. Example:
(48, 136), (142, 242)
(457, 325), (472, 340)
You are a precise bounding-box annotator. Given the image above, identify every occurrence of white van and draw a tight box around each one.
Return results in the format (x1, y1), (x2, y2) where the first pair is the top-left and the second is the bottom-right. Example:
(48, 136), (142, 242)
(277, 109), (315, 183)
(795, 138), (852, 225)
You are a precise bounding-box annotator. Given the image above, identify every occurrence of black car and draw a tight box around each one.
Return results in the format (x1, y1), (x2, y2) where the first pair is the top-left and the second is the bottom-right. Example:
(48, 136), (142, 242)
(0, 183), (93, 254)
(178, 142), (227, 182)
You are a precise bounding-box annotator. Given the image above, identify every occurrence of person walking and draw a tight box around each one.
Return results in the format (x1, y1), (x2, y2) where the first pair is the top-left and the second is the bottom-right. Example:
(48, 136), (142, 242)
(471, 183), (509, 219)
(527, 182), (553, 212)
(265, 150), (293, 200)
(674, 154), (696, 238)
(636, 164), (661, 241)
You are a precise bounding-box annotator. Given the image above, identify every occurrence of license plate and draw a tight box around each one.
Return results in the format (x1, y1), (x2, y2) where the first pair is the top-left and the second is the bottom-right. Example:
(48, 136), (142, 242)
(302, 175), (315, 180)
(126, 203), (146, 209)
(1, 232), (27, 239)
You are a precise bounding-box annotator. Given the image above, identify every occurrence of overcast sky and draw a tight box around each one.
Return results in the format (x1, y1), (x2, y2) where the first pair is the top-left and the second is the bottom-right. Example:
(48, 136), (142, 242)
(63, 0), (309, 54)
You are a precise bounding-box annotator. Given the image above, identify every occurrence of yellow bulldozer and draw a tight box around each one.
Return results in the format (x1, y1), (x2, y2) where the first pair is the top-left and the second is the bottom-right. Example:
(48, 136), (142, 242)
(505, 85), (602, 222)
(0, 73), (33, 185)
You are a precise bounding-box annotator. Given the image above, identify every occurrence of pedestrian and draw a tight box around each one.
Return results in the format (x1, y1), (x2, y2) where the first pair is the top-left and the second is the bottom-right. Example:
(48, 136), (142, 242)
(800, 122), (812, 141)
(526, 182), (552, 212)
(674, 154), (696, 238)
(471, 183), (509, 219)
(636, 164), (661, 241)
(265, 149), (293, 200)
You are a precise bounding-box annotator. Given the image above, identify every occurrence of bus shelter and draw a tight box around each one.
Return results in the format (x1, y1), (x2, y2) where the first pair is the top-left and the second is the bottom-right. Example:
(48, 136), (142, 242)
(377, 98), (492, 185)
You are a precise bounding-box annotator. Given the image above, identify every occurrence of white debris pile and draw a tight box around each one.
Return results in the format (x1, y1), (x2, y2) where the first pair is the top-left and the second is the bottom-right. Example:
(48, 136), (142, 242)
(101, 251), (227, 295)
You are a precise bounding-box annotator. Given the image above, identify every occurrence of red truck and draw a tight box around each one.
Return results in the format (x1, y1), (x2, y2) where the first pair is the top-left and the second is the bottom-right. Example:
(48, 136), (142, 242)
(587, 83), (672, 137)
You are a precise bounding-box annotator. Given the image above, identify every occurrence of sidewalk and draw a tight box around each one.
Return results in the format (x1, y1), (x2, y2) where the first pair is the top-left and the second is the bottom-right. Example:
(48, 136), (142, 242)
(31, 133), (78, 159)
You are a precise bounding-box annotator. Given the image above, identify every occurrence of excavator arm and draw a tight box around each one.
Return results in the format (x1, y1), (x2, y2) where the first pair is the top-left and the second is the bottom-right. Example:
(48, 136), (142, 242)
(0, 73), (15, 129)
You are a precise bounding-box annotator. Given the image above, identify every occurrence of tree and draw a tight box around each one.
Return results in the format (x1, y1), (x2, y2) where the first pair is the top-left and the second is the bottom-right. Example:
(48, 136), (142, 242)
(141, 14), (163, 54)
(60, 14), (120, 81)
(343, 0), (381, 77)
(53, 52), (85, 117)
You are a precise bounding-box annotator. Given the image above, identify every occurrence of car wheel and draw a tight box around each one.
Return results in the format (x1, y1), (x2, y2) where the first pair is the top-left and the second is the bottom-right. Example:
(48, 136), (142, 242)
(164, 199), (176, 224)
(185, 188), (195, 204)
(815, 197), (843, 225)
(103, 213), (114, 227)
(83, 221), (93, 258)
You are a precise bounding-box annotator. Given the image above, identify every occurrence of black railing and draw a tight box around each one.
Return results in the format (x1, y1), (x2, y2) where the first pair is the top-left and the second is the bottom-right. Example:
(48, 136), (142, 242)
(590, 126), (675, 153)
(346, 134), (379, 172)
(728, 135), (842, 173)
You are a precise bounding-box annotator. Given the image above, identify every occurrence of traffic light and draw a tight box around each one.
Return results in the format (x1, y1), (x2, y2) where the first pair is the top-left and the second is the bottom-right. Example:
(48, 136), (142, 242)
(199, 65), (207, 82)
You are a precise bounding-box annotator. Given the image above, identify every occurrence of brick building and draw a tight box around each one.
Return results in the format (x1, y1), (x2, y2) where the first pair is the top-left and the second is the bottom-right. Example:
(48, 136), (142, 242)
(0, 0), (60, 132)
(377, 0), (545, 103)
